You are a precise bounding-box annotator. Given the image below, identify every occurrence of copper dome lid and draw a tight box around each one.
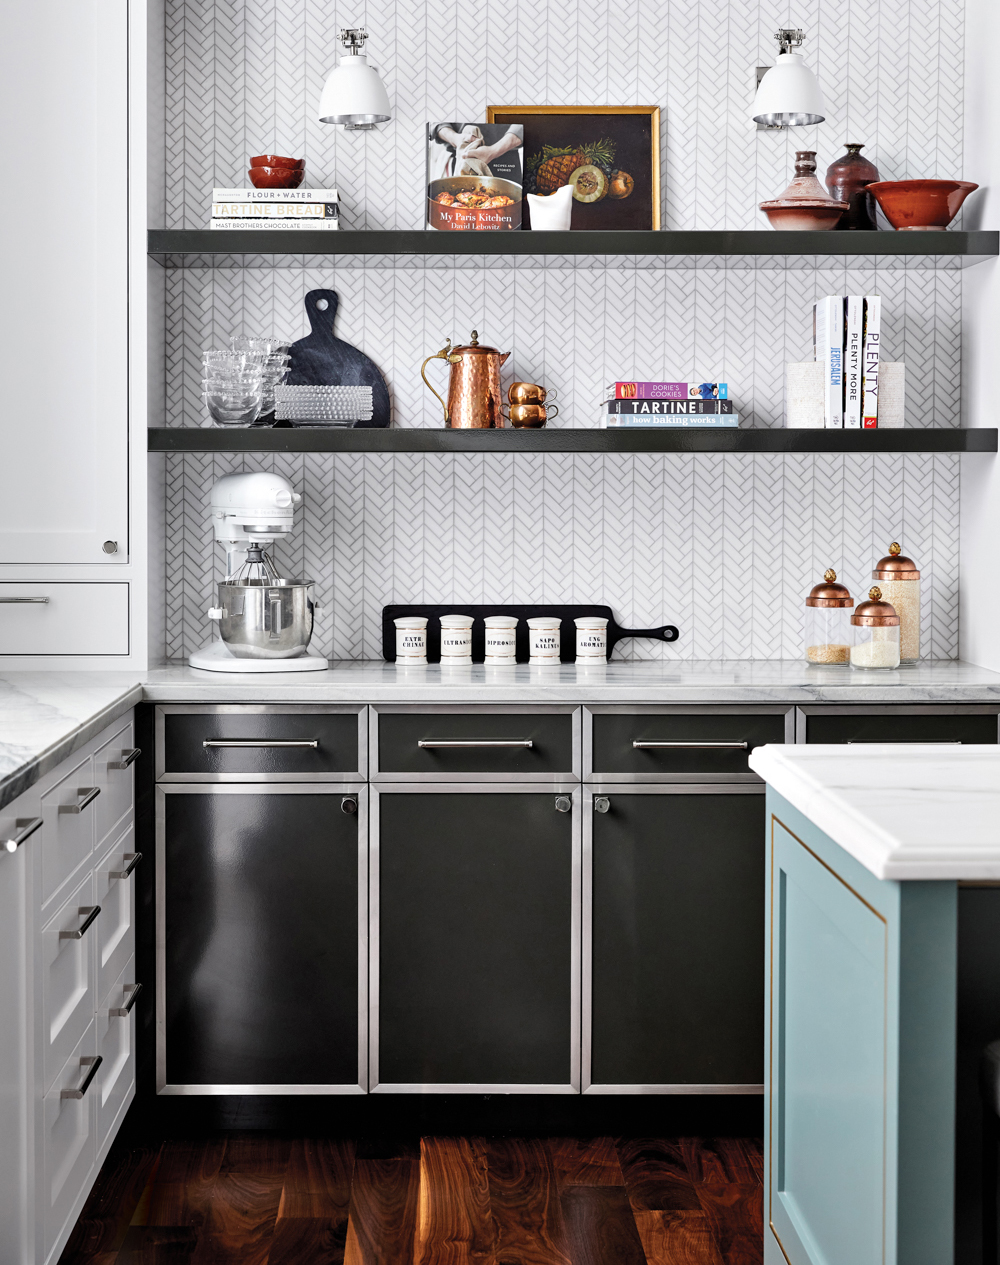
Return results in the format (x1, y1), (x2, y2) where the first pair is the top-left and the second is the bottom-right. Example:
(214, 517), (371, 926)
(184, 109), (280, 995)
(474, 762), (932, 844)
(805, 568), (854, 608)
(851, 586), (900, 626)
(872, 541), (920, 581)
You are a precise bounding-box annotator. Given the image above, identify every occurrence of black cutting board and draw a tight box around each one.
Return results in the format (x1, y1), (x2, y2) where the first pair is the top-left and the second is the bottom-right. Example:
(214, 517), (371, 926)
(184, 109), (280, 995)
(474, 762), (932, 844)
(286, 288), (391, 428)
(382, 604), (680, 663)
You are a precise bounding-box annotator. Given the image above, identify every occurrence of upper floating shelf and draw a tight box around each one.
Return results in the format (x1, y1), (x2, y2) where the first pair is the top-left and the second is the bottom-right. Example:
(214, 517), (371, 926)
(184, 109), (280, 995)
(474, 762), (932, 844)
(147, 229), (1000, 266)
(148, 427), (998, 454)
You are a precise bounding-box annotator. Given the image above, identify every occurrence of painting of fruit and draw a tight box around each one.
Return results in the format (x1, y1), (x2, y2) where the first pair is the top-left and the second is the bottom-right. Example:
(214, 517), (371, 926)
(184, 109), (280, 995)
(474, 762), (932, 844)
(486, 106), (660, 230)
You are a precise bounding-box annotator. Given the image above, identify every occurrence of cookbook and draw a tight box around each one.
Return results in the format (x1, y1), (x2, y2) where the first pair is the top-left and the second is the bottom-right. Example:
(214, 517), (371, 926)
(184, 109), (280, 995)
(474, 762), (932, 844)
(426, 122), (524, 231)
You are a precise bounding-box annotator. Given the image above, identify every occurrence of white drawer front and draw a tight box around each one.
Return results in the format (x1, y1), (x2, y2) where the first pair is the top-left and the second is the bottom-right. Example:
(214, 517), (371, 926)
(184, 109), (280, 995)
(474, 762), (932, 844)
(42, 873), (98, 1092)
(43, 1021), (98, 1260)
(40, 755), (96, 910)
(94, 825), (137, 1006)
(0, 583), (128, 655)
(93, 720), (136, 849)
(95, 957), (137, 1153)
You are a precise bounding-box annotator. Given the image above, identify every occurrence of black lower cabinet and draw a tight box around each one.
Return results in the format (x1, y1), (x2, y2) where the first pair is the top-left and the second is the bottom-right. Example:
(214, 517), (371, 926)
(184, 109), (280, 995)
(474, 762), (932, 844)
(160, 787), (362, 1091)
(589, 788), (764, 1088)
(375, 789), (576, 1089)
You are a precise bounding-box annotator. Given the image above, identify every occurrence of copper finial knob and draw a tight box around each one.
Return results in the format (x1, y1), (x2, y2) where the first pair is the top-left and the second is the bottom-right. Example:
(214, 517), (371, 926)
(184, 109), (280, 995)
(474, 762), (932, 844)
(470, 329), (479, 346)
(824, 568), (837, 583)
(869, 586), (882, 602)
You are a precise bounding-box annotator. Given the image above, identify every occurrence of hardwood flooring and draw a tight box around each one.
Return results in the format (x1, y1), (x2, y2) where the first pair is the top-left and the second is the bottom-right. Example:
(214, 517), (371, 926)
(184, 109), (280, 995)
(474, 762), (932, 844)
(59, 1135), (763, 1265)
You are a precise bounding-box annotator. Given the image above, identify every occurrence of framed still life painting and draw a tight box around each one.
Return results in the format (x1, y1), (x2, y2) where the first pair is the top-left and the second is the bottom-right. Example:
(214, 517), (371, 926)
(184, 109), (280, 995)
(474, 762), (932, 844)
(486, 105), (660, 230)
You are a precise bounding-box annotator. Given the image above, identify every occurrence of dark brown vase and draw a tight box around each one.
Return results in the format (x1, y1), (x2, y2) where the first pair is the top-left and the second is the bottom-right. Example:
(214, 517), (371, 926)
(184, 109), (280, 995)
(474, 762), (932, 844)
(825, 143), (880, 230)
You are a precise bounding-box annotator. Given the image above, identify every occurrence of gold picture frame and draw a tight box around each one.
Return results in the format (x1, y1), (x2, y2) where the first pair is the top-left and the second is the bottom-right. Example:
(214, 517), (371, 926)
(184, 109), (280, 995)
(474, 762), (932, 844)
(486, 105), (660, 230)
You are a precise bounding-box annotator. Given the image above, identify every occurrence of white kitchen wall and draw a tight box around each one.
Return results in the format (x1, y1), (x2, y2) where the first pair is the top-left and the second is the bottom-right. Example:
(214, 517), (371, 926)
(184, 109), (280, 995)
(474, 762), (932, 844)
(161, 0), (966, 661)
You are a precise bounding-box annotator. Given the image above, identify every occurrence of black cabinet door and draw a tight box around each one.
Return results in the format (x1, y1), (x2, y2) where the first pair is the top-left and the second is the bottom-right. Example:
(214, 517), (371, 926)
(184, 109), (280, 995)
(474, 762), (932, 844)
(803, 708), (999, 745)
(160, 787), (362, 1091)
(589, 788), (764, 1088)
(375, 789), (577, 1089)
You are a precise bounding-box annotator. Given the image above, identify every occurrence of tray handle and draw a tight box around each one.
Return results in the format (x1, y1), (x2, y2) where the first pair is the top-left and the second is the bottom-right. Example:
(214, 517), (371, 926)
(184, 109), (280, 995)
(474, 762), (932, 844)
(616, 624), (680, 643)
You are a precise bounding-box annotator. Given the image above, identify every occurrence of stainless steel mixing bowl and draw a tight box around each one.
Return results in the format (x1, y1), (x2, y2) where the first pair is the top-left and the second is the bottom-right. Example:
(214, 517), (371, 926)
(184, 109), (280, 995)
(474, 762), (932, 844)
(211, 578), (318, 659)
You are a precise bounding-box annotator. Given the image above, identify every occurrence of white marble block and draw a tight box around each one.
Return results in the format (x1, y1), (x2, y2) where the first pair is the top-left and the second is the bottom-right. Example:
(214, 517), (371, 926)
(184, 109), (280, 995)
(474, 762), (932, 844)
(785, 362), (825, 428)
(879, 362), (905, 428)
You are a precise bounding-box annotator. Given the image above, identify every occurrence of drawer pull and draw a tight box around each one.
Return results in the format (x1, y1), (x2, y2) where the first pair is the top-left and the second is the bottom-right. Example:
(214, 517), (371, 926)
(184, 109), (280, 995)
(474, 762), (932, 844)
(110, 851), (142, 880)
(202, 739), (320, 749)
(59, 905), (101, 940)
(2, 816), (42, 853)
(594, 796), (611, 814)
(110, 982), (143, 1017)
(0, 596), (49, 604)
(109, 747), (141, 769)
(60, 1055), (102, 1099)
(632, 740), (749, 750)
(59, 786), (100, 814)
(845, 739), (963, 744)
(418, 739), (534, 749)
(554, 796), (572, 813)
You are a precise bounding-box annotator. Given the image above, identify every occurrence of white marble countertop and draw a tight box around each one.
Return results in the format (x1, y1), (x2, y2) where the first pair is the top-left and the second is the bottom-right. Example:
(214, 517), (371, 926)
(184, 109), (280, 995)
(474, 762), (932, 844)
(749, 743), (1000, 881)
(3, 658), (1000, 811)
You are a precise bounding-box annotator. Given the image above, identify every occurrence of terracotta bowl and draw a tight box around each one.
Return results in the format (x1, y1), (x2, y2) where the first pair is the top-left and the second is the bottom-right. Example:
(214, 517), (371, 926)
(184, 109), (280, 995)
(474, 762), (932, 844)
(248, 165), (306, 189)
(250, 154), (304, 170)
(759, 202), (847, 231)
(867, 179), (979, 230)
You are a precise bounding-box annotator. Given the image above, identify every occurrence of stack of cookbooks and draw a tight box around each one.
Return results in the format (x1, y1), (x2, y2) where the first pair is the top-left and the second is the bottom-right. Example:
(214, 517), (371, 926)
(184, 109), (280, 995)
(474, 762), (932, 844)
(813, 295), (881, 427)
(210, 187), (340, 231)
(602, 381), (737, 427)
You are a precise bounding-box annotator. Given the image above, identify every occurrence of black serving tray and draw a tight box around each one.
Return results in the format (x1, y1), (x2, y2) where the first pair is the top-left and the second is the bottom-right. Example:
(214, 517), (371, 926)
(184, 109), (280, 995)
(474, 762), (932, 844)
(382, 604), (680, 663)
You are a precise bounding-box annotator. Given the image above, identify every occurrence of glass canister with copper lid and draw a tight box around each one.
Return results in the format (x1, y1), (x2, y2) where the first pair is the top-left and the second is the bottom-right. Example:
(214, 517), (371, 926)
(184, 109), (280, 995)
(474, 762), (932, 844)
(872, 542), (919, 663)
(805, 568), (854, 664)
(850, 586), (900, 670)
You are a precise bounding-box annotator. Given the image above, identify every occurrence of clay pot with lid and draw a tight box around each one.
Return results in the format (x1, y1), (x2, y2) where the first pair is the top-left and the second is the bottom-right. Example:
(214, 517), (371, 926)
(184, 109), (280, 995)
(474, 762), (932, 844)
(760, 151), (848, 231)
(850, 586), (900, 670)
(825, 143), (880, 230)
(804, 568), (854, 665)
(872, 542), (920, 662)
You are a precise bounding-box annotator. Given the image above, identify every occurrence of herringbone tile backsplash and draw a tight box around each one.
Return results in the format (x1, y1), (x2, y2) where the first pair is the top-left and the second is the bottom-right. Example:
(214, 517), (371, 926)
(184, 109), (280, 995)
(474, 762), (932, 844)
(160, 0), (965, 661)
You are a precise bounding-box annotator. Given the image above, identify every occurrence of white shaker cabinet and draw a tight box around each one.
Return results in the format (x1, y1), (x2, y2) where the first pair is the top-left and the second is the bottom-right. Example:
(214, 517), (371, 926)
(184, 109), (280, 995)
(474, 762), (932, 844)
(0, 711), (138, 1265)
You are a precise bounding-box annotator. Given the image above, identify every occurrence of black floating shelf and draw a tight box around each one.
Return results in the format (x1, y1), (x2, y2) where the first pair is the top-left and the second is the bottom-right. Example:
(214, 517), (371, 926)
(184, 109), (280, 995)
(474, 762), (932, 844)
(147, 228), (999, 263)
(147, 427), (998, 454)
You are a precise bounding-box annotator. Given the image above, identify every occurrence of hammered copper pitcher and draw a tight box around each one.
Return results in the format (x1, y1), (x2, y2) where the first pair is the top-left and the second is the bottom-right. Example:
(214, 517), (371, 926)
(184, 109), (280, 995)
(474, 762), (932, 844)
(421, 330), (511, 428)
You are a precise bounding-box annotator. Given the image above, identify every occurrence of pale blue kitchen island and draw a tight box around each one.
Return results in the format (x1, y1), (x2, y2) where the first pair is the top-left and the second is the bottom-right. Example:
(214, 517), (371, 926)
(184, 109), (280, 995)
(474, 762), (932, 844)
(748, 744), (1000, 1265)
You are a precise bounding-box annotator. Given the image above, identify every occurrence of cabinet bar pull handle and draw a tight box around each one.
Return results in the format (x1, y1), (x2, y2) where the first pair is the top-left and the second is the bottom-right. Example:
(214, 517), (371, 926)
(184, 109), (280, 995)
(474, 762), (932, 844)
(110, 983), (143, 1017)
(61, 1055), (102, 1099)
(109, 747), (141, 769)
(202, 739), (319, 749)
(0, 596), (49, 604)
(110, 852), (142, 880)
(632, 740), (749, 750)
(418, 739), (534, 748)
(59, 786), (100, 814)
(845, 739), (963, 744)
(2, 816), (42, 853)
(59, 905), (101, 940)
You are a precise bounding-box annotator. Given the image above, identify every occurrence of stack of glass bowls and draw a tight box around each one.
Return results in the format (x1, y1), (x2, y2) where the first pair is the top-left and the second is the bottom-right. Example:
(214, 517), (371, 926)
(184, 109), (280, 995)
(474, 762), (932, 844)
(201, 338), (291, 426)
(274, 384), (374, 426)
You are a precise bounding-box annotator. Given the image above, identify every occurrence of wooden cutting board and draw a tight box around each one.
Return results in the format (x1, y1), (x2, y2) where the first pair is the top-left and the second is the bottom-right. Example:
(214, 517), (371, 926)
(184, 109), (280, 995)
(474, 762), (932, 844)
(287, 288), (391, 427)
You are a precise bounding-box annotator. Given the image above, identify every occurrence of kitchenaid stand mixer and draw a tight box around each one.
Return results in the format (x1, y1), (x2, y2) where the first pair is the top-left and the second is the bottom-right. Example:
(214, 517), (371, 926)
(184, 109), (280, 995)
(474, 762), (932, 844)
(188, 471), (328, 672)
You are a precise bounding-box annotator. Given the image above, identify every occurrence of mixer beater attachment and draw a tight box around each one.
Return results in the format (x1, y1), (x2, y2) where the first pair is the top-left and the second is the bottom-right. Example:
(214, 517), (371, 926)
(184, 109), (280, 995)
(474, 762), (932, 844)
(227, 543), (281, 585)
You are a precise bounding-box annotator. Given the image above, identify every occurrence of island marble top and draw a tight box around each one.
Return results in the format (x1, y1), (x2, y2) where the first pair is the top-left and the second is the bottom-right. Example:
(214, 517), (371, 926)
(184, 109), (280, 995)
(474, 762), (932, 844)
(2, 658), (1000, 811)
(749, 743), (1000, 881)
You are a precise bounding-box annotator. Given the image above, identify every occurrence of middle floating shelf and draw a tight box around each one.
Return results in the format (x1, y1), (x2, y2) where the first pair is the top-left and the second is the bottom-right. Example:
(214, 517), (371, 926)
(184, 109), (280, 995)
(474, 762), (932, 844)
(147, 428), (998, 454)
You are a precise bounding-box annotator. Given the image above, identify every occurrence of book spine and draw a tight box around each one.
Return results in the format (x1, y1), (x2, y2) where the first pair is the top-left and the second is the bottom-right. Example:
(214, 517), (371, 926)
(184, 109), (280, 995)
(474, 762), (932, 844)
(211, 188), (340, 201)
(604, 382), (728, 399)
(843, 295), (864, 429)
(603, 416), (739, 428)
(814, 296), (844, 428)
(605, 399), (734, 415)
(861, 295), (882, 429)
(211, 203), (339, 218)
(209, 219), (340, 231)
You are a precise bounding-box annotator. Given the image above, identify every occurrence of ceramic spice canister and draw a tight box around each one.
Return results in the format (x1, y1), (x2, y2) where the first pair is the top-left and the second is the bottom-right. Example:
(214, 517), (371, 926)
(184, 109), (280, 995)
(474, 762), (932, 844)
(804, 569), (854, 664)
(825, 143), (880, 230)
(850, 587), (900, 670)
(527, 616), (561, 664)
(439, 614), (473, 663)
(574, 617), (608, 664)
(760, 151), (848, 231)
(483, 615), (518, 663)
(394, 616), (428, 663)
(872, 542), (920, 662)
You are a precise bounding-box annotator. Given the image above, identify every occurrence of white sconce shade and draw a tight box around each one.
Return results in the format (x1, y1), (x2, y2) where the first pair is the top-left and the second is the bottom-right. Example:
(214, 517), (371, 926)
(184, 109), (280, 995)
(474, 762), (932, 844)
(318, 30), (391, 129)
(753, 52), (826, 127)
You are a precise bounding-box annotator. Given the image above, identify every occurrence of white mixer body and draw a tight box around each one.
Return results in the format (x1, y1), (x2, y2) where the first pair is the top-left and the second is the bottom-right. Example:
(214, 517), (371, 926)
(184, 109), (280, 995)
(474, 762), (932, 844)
(210, 471), (302, 544)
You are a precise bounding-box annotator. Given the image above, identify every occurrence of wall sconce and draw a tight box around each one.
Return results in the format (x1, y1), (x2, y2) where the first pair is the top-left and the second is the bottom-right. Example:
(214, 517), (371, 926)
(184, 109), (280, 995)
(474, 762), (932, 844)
(753, 29), (826, 132)
(318, 28), (391, 130)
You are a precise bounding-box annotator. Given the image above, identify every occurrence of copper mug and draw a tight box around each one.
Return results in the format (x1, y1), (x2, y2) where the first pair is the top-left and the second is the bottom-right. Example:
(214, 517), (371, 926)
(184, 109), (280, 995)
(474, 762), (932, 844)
(509, 381), (556, 406)
(508, 402), (557, 428)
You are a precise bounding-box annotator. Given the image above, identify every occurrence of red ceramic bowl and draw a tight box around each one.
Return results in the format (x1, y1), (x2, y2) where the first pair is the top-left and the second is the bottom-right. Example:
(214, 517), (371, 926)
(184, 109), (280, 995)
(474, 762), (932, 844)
(248, 165), (306, 189)
(868, 179), (979, 230)
(250, 154), (304, 170)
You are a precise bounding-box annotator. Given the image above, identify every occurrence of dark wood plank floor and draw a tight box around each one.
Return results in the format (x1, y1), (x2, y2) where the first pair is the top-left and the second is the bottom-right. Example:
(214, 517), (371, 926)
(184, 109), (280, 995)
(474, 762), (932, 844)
(59, 1135), (763, 1265)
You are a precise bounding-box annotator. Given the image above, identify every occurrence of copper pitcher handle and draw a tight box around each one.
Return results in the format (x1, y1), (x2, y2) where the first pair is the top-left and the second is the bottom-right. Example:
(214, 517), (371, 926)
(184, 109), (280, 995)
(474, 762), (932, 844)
(420, 340), (457, 425)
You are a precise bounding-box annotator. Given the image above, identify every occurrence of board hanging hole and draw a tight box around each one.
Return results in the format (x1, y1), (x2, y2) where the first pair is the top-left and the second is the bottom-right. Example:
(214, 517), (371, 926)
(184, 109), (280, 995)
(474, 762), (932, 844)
(316, 298), (329, 311)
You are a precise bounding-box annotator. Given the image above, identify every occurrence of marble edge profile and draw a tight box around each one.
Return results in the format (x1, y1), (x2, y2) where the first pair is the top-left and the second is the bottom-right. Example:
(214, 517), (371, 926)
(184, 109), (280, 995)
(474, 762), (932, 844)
(0, 684), (144, 812)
